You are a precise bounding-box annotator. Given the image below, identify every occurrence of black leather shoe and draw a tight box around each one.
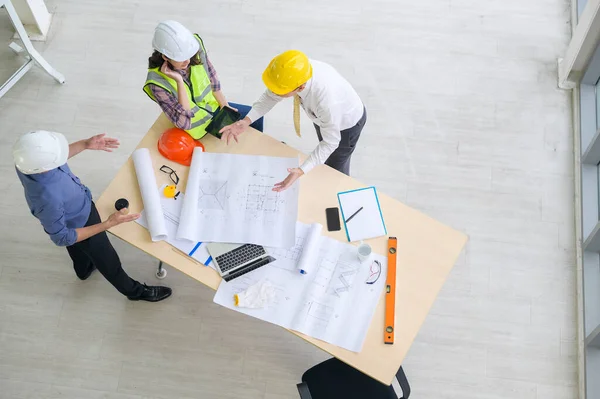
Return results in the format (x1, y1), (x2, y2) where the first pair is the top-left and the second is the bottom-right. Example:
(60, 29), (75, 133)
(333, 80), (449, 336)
(127, 284), (172, 302)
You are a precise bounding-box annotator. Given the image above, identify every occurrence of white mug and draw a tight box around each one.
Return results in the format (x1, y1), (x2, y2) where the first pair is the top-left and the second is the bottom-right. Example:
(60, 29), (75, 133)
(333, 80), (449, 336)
(357, 242), (372, 262)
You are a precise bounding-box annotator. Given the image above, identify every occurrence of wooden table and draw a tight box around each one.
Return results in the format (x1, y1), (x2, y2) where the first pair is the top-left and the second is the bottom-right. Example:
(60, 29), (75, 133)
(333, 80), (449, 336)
(96, 114), (468, 385)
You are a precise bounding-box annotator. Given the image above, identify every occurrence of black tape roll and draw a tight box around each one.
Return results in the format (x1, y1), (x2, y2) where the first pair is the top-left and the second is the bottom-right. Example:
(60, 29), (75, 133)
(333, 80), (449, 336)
(115, 198), (129, 211)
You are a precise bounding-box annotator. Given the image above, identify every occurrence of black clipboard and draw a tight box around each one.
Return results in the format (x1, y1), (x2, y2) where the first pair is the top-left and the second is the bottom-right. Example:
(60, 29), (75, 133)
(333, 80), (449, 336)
(205, 106), (242, 139)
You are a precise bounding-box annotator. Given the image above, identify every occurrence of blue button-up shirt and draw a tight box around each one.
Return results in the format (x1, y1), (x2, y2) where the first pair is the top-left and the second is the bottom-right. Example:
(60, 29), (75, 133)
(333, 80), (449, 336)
(16, 164), (92, 247)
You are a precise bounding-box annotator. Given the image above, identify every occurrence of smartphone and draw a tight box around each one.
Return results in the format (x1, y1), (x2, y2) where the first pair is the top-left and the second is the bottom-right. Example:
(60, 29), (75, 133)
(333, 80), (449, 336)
(325, 207), (341, 231)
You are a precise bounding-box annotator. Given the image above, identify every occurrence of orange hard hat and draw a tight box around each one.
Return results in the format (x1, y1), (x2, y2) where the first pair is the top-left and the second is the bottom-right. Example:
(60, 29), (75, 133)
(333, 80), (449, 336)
(157, 128), (204, 166)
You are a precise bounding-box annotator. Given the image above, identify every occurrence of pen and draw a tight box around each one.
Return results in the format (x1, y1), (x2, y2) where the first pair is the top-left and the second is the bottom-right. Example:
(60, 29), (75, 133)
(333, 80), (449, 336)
(344, 206), (363, 223)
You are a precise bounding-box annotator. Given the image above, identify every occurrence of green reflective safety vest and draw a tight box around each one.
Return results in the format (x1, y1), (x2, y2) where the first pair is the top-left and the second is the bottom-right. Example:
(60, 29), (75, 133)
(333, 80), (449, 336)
(143, 35), (219, 140)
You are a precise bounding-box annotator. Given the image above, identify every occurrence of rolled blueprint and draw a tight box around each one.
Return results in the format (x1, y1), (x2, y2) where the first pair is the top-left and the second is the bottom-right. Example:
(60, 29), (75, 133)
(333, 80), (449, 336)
(132, 148), (167, 241)
(297, 223), (323, 274)
(176, 146), (203, 241)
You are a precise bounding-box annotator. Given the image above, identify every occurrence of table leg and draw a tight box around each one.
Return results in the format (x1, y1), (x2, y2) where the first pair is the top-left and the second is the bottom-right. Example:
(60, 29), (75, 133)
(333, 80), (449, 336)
(0, 0), (65, 99)
(156, 260), (167, 279)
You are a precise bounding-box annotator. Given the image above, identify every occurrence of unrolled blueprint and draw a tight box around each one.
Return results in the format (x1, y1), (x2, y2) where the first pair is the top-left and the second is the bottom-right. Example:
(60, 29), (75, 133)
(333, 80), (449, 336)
(213, 222), (387, 352)
(176, 149), (299, 248)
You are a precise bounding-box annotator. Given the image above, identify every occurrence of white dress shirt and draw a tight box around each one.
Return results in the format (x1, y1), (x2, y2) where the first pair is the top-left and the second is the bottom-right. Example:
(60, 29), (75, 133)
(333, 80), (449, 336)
(246, 60), (364, 173)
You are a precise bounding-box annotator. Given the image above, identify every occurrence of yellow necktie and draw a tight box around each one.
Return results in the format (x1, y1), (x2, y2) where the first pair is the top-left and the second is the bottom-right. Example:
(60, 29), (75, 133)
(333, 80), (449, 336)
(293, 94), (301, 137)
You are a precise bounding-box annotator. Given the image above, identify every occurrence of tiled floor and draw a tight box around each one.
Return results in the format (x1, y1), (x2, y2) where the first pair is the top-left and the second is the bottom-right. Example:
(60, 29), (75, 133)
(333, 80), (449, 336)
(0, 0), (576, 398)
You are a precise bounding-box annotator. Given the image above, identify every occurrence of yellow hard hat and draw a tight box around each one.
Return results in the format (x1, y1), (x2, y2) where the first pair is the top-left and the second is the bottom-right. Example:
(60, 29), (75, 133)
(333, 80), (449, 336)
(262, 50), (313, 95)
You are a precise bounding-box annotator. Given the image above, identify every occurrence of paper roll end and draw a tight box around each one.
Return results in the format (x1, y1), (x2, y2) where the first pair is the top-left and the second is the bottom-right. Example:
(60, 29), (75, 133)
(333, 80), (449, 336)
(151, 234), (168, 242)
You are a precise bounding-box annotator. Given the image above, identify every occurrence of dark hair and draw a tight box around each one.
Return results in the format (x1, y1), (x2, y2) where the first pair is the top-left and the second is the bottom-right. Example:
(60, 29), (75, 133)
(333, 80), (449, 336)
(148, 50), (203, 69)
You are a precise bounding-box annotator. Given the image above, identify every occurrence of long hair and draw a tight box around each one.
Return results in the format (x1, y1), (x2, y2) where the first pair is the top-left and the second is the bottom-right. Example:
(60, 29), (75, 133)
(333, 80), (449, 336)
(148, 50), (203, 69)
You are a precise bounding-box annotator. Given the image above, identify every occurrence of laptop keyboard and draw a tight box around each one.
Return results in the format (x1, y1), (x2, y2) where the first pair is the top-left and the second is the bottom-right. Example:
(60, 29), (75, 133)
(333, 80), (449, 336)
(223, 256), (275, 282)
(216, 244), (266, 273)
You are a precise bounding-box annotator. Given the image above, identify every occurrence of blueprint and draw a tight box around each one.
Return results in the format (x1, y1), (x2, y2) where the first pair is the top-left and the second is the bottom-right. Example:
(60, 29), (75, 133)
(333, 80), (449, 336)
(213, 222), (387, 352)
(136, 187), (213, 268)
(176, 149), (299, 248)
(132, 148), (167, 241)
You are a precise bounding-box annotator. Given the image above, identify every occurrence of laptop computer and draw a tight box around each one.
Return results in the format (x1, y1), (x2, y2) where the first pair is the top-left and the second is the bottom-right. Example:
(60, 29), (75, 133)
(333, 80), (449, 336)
(207, 243), (275, 282)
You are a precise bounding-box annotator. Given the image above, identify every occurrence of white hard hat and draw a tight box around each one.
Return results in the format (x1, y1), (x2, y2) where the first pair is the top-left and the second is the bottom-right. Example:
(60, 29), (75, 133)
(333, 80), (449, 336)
(152, 20), (199, 62)
(13, 130), (69, 175)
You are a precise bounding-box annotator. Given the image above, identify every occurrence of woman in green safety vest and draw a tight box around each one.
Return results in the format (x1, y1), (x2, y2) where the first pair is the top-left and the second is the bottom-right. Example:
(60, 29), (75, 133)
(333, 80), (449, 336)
(143, 20), (263, 140)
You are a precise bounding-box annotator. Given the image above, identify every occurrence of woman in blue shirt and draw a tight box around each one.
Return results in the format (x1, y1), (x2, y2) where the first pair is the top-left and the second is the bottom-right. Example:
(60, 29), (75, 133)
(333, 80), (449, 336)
(13, 130), (171, 302)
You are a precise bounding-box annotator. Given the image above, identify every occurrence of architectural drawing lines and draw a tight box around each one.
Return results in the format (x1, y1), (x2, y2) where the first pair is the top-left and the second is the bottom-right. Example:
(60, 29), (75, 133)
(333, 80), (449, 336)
(307, 301), (334, 323)
(178, 152), (298, 248)
(333, 270), (357, 296)
(198, 180), (227, 210)
(246, 184), (280, 212)
(329, 259), (361, 297)
(270, 236), (305, 262)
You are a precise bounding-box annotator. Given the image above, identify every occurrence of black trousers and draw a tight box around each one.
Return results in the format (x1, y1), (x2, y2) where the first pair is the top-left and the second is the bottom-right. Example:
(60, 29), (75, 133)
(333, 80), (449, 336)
(66, 202), (144, 298)
(314, 107), (367, 176)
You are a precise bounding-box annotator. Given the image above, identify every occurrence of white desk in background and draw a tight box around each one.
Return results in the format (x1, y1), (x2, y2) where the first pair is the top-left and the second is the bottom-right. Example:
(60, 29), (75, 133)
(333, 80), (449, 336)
(0, 0), (64, 98)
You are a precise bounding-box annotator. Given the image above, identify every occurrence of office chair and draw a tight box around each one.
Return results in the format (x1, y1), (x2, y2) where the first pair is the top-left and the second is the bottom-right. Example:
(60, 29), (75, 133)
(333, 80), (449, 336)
(296, 358), (411, 399)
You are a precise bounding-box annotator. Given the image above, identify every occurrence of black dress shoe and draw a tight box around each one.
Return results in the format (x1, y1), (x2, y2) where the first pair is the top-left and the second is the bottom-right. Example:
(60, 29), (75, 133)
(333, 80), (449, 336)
(127, 284), (172, 302)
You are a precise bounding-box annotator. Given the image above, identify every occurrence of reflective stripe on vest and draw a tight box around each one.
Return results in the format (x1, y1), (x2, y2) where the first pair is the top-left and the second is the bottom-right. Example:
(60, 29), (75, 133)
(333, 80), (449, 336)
(195, 34), (211, 78)
(195, 85), (212, 105)
(144, 71), (203, 116)
(142, 35), (219, 139)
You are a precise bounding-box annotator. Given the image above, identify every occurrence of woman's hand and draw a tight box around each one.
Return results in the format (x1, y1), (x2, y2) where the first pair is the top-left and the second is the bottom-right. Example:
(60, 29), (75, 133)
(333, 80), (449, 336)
(85, 133), (120, 152)
(160, 61), (183, 81)
(162, 61), (192, 110)
(273, 168), (304, 192)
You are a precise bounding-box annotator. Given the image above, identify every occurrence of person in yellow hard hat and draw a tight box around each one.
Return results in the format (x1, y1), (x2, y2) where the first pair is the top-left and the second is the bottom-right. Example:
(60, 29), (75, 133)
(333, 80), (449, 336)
(219, 50), (366, 192)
